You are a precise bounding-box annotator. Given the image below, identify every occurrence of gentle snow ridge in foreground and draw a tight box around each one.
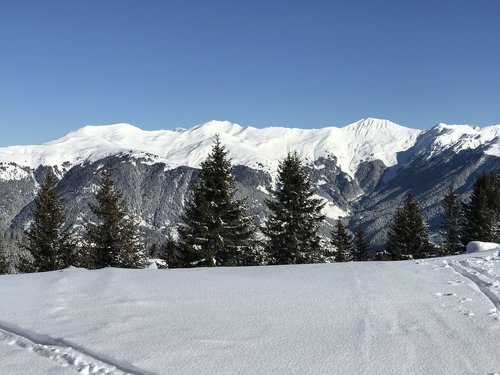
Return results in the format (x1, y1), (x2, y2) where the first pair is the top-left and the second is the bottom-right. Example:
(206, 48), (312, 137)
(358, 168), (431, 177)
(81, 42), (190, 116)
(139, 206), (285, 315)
(0, 244), (499, 374)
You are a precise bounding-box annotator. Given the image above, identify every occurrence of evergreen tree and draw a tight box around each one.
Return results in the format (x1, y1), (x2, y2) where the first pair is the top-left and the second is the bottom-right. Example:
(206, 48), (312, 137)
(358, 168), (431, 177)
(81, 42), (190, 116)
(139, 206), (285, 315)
(463, 173), (500, 244)
(24, 171), (73, 271)
(387, 193), (434, 259)
(440, 186), (464, 255)
(353, 224), (371, 261)
(85, 169), (146, 268)
(0, 238), (9, 274)
(331, 219), (353, 262)
(160, 234), (181, 268)
(178, 136), (256, 267)
(264, 151), (325, 264)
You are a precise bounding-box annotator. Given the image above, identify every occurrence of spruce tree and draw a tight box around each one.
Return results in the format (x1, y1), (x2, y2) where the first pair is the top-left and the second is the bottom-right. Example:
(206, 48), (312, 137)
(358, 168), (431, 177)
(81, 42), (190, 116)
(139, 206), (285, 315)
(264, 151), (325, 264)
(0, 238), (9, 274)
(463, 173), (500, 244)
(353, 224), (371, 261)
(85, 169), (146, 268)
(331, 219), (353, 262)
(178, 136), (256, 267)
(440, 186), (464, 255)
(160, 234), (181, 268)
(24, 171), (72, 271)
(387, 193), (434, 259)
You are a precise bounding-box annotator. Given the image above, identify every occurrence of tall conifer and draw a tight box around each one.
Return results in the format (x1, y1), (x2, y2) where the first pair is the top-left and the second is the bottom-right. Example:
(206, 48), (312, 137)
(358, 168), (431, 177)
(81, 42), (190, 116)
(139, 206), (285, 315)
(463, 173), (500, 244)
(331, 219), (353, 262)
(85, 169), (146, 268)
(353, 224), (371, 261)
(440, 186), (464, 255)
(387, 193), (434, 259)
(178, 136), (256, 267)
(25, 171), (72, 271)
(264, 151), (325, 264)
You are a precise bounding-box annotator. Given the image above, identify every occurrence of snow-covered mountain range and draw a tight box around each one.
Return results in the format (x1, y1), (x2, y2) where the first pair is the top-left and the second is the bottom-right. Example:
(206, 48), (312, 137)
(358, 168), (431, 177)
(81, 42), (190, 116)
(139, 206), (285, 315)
(0, 118), (422, 179)
(1, 118), (499, 247)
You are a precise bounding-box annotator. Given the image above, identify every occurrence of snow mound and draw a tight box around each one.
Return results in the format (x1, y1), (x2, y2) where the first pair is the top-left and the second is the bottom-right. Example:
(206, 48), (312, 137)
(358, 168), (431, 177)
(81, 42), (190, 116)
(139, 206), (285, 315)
(466, 241), (500, 253)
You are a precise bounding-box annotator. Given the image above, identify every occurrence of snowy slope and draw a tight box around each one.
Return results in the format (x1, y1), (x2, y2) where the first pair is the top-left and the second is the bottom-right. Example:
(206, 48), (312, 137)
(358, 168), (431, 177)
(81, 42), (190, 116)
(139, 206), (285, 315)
(1, 245), (499, 375)
(411, 123), (500, 160)
(0, 119), (422, 179)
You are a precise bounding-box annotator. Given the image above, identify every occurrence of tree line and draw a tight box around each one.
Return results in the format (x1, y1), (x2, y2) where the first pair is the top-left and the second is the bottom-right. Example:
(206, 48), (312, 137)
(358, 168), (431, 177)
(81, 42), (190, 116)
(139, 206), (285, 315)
(1, 136), (499, 274)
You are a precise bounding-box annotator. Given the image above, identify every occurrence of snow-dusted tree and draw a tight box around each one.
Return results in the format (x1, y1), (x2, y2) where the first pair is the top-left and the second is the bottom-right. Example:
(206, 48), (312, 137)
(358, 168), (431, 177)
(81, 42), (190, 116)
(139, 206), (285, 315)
(85, 169), (146, 269)
(24, 171), (73, 271)
(264, 151), (325, 264)
(177, 136), (256, 267)
(387, 193), (434, 259)
(353, 224), (371, 261)
(463, 173), (500, 244)
(331, 219), (353, 262)
(439, 186), (464, 255)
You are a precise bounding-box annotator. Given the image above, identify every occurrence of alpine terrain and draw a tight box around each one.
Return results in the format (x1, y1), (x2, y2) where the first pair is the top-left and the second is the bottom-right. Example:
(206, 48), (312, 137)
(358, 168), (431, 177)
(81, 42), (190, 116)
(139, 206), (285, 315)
(0, 118), (499, 247)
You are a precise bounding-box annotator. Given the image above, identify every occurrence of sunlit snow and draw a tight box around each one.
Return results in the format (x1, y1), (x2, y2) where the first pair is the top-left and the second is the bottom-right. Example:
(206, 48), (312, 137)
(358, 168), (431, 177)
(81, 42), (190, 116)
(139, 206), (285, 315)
(1, 243), (499, 374)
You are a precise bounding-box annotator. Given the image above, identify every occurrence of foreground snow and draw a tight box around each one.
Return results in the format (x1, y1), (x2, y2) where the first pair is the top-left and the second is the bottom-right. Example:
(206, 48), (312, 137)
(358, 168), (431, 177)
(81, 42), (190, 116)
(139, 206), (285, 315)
(1, 245), (499, 374)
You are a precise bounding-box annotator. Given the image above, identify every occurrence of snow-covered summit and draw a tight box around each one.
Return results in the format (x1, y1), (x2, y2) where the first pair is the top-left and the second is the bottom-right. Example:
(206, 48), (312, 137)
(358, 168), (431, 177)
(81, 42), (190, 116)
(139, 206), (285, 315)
(412, 122), (500, 159)
(0, 118), (498, 180)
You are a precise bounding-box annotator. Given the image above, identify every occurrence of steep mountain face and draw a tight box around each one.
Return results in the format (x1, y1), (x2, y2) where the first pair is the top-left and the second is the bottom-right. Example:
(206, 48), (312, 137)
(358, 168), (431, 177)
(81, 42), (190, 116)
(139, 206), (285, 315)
(1, 118), (499, 248)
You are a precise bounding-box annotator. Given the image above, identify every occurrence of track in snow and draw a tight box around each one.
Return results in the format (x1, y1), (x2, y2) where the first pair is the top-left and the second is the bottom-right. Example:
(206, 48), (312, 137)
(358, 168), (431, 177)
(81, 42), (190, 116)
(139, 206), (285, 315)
(0, 321), (156, 375)
(448, 257), (500, 318)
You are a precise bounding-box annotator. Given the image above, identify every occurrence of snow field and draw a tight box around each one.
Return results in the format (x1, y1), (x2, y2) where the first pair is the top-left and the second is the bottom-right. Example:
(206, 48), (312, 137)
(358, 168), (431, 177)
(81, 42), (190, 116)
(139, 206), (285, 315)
(0, 245), (499, 374)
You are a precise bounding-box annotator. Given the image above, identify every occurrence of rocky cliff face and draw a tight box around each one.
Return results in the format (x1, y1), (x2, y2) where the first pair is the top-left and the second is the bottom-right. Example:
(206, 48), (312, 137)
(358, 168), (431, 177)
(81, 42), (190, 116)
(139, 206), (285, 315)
(1, 119), (499, 248)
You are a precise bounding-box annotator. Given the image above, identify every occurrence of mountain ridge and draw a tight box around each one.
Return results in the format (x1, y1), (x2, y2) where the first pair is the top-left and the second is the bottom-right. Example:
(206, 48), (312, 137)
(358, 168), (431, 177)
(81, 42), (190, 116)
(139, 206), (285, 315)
(1, 118), (499, 247)
(5, 117), (497, 179)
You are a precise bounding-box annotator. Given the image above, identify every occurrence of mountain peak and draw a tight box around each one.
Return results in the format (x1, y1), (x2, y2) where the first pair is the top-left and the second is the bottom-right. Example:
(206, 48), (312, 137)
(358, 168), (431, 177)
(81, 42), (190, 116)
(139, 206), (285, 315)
(191, 120), (246, 135)
(61, 123), (144, 140)
(345, 118), (409, 131)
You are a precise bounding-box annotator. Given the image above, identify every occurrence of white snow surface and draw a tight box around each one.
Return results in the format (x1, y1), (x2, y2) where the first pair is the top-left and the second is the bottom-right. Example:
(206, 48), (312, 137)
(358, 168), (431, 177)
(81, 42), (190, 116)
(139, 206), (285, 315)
(0, 119), (422, 178)
(1, 244), (500, 374)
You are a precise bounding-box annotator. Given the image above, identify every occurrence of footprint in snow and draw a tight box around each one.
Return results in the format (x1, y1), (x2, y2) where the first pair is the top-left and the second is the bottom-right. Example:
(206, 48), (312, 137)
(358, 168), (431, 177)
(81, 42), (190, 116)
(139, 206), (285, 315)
(435, 292), (455, 297)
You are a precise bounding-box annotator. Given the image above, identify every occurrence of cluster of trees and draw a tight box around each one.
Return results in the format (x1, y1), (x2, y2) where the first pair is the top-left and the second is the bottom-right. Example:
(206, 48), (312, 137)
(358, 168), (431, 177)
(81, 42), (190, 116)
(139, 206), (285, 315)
(1, 136), (499, 274)
(154, 137), (500, 268)
(0, 169), (147, 274)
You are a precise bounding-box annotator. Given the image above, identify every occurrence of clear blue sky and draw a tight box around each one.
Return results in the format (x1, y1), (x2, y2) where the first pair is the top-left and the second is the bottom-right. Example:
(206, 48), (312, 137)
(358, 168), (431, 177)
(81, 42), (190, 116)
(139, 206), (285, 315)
(1, 0), (499, 146)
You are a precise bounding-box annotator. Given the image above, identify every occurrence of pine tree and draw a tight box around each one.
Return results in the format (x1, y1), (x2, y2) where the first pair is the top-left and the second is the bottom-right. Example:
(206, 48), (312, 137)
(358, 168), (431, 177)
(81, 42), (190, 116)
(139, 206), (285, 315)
(331, 219), (353, 262)
(387, 193), (434, 259)
(463, 173), (500, 244)
(85, 169), (146, 268)
(0, 238), (9, 274)
(353, 224), (371, 261)
(24, 171), (73, 271)
(440, 186), (464, 255)
(178, 136), (256, 267)
(160, 234), (181, 268)
(264, 151), (326, 264)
